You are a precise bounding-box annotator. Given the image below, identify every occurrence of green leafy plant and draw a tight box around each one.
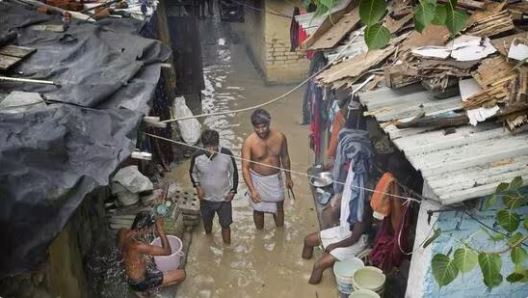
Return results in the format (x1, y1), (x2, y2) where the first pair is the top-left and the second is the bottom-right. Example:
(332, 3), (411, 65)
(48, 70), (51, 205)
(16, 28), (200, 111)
(429, 176), (528, 289)
(306, 0), (469, 50)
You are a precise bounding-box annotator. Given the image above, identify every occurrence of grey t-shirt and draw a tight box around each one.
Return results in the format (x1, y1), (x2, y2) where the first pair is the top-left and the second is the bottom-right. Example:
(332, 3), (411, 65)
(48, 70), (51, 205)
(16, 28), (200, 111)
(189, 147), (238, 202)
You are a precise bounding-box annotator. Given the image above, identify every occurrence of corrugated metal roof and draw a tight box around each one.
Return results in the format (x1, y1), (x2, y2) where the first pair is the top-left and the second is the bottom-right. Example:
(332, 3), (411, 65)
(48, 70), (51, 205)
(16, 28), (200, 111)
(358, 85), (528, 205)
(295, 13), (325, 35)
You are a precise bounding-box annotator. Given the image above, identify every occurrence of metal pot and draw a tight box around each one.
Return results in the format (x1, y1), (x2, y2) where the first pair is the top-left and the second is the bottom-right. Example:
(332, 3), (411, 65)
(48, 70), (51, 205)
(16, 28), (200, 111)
(310, 171), (334, 188)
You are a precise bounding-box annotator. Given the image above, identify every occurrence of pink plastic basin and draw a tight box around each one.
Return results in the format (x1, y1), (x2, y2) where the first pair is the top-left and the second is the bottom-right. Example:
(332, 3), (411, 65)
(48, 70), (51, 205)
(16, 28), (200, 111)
(150, 235), (184, 272)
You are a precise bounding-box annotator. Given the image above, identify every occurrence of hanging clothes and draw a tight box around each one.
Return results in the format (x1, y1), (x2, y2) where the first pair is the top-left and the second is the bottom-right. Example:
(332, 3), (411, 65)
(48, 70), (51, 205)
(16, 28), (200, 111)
(332, 129), (373, 194)
(331, 129), (373, 226)
(326, 110), (346, 160)
(303, 53), (327, 125)
(289, 7), (300, 51)
(369, 173), (412, 273)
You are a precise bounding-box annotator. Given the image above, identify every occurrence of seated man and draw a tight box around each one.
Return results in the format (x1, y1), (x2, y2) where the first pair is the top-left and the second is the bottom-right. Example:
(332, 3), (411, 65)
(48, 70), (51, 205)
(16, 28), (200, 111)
(118, 212), (186, 293)
(302, 194), (372, 284)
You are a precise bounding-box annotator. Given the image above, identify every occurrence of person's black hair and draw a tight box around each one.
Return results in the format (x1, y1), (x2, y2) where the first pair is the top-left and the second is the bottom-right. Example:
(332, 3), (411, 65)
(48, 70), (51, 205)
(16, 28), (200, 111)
(131, 211), (155, 230)
(251, 108), (271, 126)
(201, 129), (219, 147)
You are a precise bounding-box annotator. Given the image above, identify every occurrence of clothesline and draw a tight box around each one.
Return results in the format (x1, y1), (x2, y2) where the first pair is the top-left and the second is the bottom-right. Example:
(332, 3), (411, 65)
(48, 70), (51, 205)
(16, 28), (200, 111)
(144, 132), (422, 203)
(160, 30), (370, 124)
(229, 0), (293, 19)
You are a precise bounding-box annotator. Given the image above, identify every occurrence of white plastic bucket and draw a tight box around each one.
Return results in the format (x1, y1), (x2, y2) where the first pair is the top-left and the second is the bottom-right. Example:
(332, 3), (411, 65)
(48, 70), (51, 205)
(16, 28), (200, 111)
(352, 266), (386, 294)
(348, 289), (380, 298)
(333, 257), (365, 294)
(150, 235), (184, 272)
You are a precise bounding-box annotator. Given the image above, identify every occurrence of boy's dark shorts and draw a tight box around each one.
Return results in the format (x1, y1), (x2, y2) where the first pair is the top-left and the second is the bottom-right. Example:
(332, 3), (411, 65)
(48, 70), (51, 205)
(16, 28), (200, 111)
(200, 200), (232, 228)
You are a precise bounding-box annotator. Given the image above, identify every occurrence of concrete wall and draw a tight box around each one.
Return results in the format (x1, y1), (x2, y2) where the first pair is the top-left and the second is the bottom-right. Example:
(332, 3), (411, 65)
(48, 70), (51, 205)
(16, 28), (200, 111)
(243, 0), (309, 84)
(406, 183), (528, 298)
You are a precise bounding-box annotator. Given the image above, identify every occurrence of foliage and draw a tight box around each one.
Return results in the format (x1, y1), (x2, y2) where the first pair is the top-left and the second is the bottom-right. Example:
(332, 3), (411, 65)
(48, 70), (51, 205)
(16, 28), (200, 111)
(305, 0), (469, 50)
(428, 176), (528, 289)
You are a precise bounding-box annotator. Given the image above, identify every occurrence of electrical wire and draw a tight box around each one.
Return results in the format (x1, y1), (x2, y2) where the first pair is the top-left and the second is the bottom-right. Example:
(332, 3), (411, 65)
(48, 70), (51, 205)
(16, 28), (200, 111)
(228, 0), (293, 19)
(144, 132), (422, 203)
(161, 25), (362, 124)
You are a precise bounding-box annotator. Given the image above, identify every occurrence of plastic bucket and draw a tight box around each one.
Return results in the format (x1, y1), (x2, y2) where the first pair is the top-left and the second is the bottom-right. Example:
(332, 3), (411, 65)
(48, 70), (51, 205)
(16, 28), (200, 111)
(352, 266), (386, 294)
(348, 289), (380, 298)
(333, 257), (365, 294)
(150, 235), (184, 272)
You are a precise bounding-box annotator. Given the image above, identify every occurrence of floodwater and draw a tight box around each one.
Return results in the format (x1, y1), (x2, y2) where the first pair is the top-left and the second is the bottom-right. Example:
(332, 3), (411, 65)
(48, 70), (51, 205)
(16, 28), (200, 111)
(168, 17), (337, 298)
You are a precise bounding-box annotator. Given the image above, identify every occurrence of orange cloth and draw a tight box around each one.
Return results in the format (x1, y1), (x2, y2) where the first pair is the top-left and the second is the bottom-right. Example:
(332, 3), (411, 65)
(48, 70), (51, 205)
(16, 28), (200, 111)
(326, 111), (345, 159)
(370, 172), (403, 230)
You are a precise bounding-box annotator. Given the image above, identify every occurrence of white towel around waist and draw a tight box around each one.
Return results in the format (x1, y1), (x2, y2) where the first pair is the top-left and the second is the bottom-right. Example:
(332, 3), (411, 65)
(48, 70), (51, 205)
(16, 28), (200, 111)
(248, 169), (285, 214)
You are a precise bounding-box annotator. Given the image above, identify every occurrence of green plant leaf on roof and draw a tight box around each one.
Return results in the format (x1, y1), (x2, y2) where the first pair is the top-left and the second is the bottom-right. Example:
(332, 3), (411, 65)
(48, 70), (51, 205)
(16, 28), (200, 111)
(444, 0), (468, 35)
(414, 0), (437, 32)
(506, 272), (525, 283)
(432, 253), (459, 287)
(497, 209), (520, 233)
(478, 252), (503, 289)
(454, 248), (478, 273)
(508, 232), (524, 246)
(364, 23), (390, 50)
(483, 194), (497, 210)
(509, 176), (523, 191)
(497, 182), (510, 193)
(503, 193), (525, 209)
(431, 4), (447, 25)
(511, 247), (527, 265)
(359, 0), (387, 26)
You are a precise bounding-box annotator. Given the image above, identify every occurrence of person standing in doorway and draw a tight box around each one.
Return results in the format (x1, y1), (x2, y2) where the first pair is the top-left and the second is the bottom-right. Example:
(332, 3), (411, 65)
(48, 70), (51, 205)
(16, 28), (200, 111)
(241, 108), (294, 230)
(190, 129), (238, 244)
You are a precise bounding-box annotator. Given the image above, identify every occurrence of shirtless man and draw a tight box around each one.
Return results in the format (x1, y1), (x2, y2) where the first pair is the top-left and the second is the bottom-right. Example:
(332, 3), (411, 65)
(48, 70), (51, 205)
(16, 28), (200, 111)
(118, 212), (186, 293)
(241, 108), (293, 229)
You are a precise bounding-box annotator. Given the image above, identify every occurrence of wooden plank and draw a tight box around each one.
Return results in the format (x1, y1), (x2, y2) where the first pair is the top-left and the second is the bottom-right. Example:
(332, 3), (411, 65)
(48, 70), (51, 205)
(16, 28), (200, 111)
(0, 54), (23, 71)
(301, 0), (356, 49)
(438, 0), (485, 10)
(0, 45), (36, 58)
(309, 8), (360, 50)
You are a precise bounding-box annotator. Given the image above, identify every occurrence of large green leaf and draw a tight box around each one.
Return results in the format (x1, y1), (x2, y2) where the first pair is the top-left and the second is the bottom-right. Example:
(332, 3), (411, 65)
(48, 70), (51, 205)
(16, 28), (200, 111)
(432, 254), (459, 287)
(364, 24), (390, 50)
(359, 0), (387, 26)
(503, 193), (525, 209)
(509, 176), (523, 190)
(422, 228), (442, 249)
(497, 182), (509, 192)
(511, 247), (527, 265)
(483, 194), (497, 210)
(444, 0), (468, 35)
(431, 4), (447, 25)
(506, 272), (525, 283)
(508, 232), (524, 246)
(478, 253), (503, 289)
(524, 217), (528, 230)
(497, 209), (520, 233)
(454, 248), (478, 273)
(414, 0), (436, 32)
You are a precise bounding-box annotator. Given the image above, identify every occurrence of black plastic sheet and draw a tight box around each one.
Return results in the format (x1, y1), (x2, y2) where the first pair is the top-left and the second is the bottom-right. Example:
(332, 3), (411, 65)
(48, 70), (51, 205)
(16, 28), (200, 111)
(0, 2), (171, 277)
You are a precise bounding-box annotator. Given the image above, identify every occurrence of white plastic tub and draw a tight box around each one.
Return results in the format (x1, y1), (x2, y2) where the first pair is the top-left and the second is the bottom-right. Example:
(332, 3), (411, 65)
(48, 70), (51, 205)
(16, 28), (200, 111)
(150, 235), (184, 272)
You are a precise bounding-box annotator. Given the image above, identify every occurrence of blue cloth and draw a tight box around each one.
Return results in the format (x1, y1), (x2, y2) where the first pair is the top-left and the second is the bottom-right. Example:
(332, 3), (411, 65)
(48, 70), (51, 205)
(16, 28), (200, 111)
(332, 129), (373, 226)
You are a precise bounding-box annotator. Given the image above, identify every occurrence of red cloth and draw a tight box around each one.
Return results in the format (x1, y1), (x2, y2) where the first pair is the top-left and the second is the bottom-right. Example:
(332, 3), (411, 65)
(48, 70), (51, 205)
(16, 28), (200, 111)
(326, 111), (345, 159)
(297, 27), (315, 59)
(369, 175), (411, 273)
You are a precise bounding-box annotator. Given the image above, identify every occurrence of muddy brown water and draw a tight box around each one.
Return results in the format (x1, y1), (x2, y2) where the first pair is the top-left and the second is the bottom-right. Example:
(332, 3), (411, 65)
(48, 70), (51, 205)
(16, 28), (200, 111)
(165, 19), (337, 298)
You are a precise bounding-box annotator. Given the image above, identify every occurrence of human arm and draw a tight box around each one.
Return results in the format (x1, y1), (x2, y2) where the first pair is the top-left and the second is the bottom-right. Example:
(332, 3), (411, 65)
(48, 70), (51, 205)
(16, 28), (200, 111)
(189, 154), (205, 200)
(280, 133), (293, 189)
(136, 219), (172, 256)
(223, 148), (238, 201)
(241, 138), (260, 203)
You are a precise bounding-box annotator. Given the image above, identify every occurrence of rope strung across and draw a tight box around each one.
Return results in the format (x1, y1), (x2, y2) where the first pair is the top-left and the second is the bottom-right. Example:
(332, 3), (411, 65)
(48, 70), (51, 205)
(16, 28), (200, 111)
(144, 132), (422, 203)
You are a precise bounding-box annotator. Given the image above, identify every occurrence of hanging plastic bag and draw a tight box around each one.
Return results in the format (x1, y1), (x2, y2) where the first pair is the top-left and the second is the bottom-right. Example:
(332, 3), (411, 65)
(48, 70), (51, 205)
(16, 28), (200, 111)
(173, 96), (201, 144)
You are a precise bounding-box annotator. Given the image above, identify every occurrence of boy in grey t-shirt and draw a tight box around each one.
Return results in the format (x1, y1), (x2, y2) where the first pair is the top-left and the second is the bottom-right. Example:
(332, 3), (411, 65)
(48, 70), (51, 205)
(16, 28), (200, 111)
(190, 129), (238, 244)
